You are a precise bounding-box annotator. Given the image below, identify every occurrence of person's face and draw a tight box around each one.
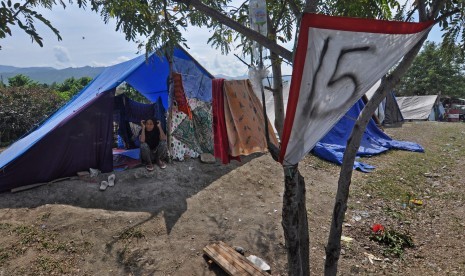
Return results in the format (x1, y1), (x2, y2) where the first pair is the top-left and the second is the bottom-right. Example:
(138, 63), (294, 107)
(145, 119), (155, 131)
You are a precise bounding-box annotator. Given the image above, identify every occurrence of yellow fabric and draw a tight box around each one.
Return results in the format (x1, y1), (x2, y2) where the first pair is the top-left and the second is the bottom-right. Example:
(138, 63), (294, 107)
(223, 80), (279, 157)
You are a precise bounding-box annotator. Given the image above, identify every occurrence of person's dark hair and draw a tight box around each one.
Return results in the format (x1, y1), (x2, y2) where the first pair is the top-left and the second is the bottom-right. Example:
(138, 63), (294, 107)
(146, 118), (159, 125)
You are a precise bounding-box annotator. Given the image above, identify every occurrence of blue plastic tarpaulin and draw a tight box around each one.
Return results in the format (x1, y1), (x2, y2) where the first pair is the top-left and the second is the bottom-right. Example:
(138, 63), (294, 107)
(0, 46), (213, 191)
(313, 99), (424, 172)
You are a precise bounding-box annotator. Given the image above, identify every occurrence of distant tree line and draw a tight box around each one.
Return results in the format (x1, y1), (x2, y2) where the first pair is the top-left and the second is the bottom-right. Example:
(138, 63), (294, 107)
(0, 75), (92, 146)
(397, 42), (465, 98)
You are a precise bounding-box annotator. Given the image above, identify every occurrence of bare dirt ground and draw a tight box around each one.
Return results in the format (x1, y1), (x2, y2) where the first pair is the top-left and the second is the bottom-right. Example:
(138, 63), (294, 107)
(0, 121), (464, 275)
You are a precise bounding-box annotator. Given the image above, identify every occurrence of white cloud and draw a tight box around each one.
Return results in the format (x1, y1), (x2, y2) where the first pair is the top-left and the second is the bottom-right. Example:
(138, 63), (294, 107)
(90, 61), (109, 67)
(53, 46), (73, 67)
(116, 56), (131, 63)
(90, 56), (131, 67)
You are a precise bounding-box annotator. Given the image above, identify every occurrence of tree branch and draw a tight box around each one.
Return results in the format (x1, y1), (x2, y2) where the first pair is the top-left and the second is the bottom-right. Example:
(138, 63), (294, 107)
(272, 0), (289, 31)
(434, 8), (461, 24)
(288, 0), (302, 18)
(175, 0), (293, 62)
(13, 0), (34, 18)
(417, 0), (427, 21)
(405, 7), (417, 21)
(431, 0), (448, 19)
(264, 85), (276, 93)
(304, 0), (318, 13)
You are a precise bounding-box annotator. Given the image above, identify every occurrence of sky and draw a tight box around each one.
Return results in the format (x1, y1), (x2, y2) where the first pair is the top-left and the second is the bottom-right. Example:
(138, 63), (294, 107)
(0, 2), (444, 77)
(0, 3), (272, 77)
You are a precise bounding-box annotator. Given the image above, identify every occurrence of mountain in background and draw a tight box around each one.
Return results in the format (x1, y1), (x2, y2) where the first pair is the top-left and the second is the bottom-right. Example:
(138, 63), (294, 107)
(214, 73), (248, 80)
(0, 65), (105, 85)
(0, 65), (291, 85)
(214, 73), (292, 85)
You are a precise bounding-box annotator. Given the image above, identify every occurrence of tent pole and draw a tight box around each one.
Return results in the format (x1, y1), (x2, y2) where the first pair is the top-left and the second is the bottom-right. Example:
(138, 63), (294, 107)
(166, 52), (174, 162)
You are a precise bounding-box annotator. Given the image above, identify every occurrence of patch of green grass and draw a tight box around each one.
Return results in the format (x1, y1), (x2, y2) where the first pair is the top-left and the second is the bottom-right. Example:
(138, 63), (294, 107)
(361, 147), (446, 202)
(39, 212), (51, 221)
(438, 192), (465, 201)
(383, 206), (404, 220)
(370, 229), (414, 258)
(305, 155), (339, 171)
(117, 227), (145, 242)
(8, 224), (88, 257)
(0, 223), (12, 230)
(0, 248), (10, 264)
(35, 256), (65, 274)
(13, 225), (38, 245)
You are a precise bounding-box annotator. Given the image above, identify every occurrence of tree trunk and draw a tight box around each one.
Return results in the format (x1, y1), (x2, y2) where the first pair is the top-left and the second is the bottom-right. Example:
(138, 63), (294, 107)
(270, 51), (285, 138)
(279, 2), (316, 275)
(282, 165), (310, 275)
(324, 34), (430, 275)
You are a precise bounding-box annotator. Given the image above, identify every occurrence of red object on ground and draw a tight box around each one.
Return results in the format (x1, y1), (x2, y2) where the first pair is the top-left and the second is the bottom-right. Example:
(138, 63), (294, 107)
(372, 224), (385, 233)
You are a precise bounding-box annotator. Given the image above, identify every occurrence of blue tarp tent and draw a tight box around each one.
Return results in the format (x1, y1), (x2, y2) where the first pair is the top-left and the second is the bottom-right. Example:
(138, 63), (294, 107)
(0, 47), (213, 192)
(313, 99), (424, 172)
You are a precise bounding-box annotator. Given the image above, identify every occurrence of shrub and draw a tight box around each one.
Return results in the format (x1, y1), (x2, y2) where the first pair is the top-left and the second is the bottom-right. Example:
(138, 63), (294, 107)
(0, 87), (64, 145)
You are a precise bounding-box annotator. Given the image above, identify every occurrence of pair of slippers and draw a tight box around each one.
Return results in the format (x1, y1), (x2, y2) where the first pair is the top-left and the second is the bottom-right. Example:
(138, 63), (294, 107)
(146, 162), (166, 171)
(99, 174), (116, 191)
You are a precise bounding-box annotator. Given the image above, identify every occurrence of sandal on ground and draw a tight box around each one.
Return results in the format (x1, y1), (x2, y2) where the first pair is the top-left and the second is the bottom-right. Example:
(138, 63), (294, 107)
(157, 161), (167, 169)
(146, 165), (154, 171)
(99, 181), (109, 191)
(108, 174), (116, 187)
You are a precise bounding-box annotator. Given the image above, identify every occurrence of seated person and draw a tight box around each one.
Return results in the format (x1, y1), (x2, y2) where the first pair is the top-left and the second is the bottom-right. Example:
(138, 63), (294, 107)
(139, 118), (168, 170)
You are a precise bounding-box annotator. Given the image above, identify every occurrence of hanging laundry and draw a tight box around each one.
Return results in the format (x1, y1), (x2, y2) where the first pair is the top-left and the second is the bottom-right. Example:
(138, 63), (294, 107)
(223, 80), (278, 158)
(212, 79), (241, 164)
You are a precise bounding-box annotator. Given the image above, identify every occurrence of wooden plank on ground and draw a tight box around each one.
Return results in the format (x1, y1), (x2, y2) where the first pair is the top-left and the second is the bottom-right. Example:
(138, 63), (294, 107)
(211, 243), (254, 275)
(217, 242), (265, 275)
(10, 177), (71, 193)
(204, 244), (245, 275)
(203, 241), (268, 276)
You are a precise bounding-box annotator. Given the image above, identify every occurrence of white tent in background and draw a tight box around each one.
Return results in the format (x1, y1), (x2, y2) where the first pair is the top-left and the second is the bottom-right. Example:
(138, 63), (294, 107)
(365, 80), (404, 126)
(396, 95), (445, 121)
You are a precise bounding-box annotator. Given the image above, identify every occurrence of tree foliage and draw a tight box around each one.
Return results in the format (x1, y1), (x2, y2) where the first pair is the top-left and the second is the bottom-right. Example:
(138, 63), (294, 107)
(0, 0), (69, 50)
(397, 41), (465, 97)
(0, 86), (63, 145)
(0, 75), (93, 145)
(54, 76), (92, 101)
(318, 0), (400, 19)
(116, 83), (151, 104)
(7, 74), (39, 87)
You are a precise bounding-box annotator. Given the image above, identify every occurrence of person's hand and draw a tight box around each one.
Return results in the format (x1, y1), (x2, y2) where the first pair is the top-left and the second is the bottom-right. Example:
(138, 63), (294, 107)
(156, 120), (161, 127)
(141, 120), (145, 129)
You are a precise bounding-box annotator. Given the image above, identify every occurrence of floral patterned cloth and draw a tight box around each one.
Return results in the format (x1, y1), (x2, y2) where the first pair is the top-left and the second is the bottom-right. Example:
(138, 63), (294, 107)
(169, 98), (213, 160)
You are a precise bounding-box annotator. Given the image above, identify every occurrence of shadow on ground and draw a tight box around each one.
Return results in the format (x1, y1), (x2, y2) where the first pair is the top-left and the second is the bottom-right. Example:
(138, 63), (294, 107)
(0, 154), (259, 234)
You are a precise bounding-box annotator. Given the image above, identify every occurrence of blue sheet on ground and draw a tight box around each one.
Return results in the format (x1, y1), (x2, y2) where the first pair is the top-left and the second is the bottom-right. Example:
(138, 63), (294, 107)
(312, 99), (424, 172)
(114, 148), (140, 160)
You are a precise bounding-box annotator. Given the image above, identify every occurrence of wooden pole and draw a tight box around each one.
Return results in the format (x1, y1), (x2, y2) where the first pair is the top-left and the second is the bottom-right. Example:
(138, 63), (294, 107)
(166, 52), (174, 162)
